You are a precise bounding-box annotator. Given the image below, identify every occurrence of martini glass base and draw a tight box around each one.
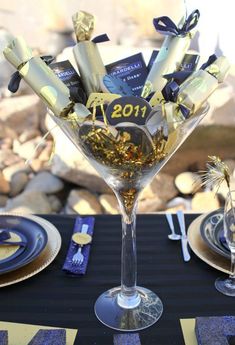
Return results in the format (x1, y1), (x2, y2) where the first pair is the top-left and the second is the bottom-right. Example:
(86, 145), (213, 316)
(94, 286), (163, 331)
(215, 277), (235, 296)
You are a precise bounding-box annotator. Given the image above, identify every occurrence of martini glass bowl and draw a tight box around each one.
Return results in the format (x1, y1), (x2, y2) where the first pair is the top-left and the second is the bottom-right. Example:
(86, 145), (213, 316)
(49, 101), (209, 331)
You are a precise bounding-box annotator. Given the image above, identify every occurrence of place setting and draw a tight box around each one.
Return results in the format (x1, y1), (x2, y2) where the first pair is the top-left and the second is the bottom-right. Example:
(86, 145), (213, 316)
(165, 156), (235, 345)
(0, 213), (61, 287)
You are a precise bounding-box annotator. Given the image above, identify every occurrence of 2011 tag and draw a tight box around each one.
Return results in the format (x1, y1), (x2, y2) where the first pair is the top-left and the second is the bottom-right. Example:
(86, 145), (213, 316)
(106, 96), (152, 125)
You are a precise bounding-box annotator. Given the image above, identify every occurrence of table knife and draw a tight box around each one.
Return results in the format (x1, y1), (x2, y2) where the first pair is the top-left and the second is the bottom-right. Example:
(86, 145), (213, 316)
(177, 210), (191, 262)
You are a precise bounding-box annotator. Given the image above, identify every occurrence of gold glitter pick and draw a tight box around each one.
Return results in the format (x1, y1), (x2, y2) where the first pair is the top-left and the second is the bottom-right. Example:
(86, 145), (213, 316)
(92, 102), (97, 124)
(141, 81), (153, 98)
(100, 103), (108, 129)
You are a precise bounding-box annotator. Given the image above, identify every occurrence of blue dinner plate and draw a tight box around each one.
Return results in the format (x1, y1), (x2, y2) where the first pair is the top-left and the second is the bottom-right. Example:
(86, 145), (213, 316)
(0, 215), (48, 275)
(0, 230), (27, 265)
(200, 209), (230, 259)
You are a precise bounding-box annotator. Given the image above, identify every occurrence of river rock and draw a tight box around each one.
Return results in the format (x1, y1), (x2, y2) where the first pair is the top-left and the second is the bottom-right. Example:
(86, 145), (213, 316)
(0, 123), (17, 140)
(13, 136), (45, 161)
(140, 173), (178, 202)
(29, 158), (44, 172)
(63, 204), (77, 215)
(99, 194), (119, 214)
(51, 153), (111, 194)
(224, 159), (235, 176)
(2, 162), (31, 182)
(4, 190), (52, 213)
(166, 197), (192, 212)
(0, 95), (42, 134)
(0, 149), (22, 169)
(46, 114), (112, 194)
(192, 191), (220, 212)
(175, 172), (201, 194)
(213, 177), (235, 199)
(18, 129), (41, 143)
(10, 172), (29, 197)
(137, 197), (165, 213)
(0, 137), (13, 150)
(25, 171), (64, 194)
(0, 172), (10, 194)
(67, 189), (102, 215)
(47, 195), (62, 213)
(38, 141), (53, 162)
(0, 195), (7, 207)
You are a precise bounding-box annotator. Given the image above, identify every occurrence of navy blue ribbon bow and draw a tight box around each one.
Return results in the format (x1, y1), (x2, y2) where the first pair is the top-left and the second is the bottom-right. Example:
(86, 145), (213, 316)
(8, 55), (55, 93)
(163, 70), (192, 84)
(200, 54), (217, 70)
(92, 33), (110, 44)
(162, 81), (190, 119)
(162, 80), (179, 102)
(153, 9), (200, 37)
(163, 54), (218, 83)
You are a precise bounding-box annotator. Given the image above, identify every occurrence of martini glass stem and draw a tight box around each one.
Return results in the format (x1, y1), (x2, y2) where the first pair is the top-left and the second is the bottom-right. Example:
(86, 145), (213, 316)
(116, 193), (141, 309)
(230, 251), (235, 280)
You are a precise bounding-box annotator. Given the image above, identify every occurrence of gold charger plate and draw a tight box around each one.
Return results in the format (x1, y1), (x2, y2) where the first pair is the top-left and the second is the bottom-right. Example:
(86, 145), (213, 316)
(0, 213), (62, 288)
(188, 213), (230, 274)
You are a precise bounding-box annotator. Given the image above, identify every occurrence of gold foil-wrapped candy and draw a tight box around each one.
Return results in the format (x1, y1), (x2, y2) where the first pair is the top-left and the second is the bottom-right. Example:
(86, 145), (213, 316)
(142, 10), (200, 98)
(3, 36), (90, 122)
(72, 11), (107, 96)
(177, 56), (230, 113)
(72, 11), (94, 42)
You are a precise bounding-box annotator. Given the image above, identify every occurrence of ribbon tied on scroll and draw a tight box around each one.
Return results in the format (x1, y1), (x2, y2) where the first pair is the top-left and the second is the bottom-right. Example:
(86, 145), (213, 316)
(92, 33), (110, 44)
(153, 9), (200, 37)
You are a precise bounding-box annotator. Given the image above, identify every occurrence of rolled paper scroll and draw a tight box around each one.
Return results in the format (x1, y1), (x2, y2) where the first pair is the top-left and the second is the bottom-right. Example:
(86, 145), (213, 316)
(141, 10), (200, 98)
(72, 11), (108, 95)
(177, 55), (230, 113)
(4, 36), (90, 123)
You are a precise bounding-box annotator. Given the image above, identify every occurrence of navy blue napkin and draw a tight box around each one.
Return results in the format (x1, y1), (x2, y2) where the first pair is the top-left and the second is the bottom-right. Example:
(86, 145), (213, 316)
(0, 331), (8, 345)
(113, 333), (141, 345)
(62, 216), (95, 275)
(195, 316), (235, 345)
(28, 329), (66, 345)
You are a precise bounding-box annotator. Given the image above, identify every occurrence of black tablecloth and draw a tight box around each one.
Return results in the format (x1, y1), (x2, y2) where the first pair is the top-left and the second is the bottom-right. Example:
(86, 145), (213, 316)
(0, 214), (234, 345)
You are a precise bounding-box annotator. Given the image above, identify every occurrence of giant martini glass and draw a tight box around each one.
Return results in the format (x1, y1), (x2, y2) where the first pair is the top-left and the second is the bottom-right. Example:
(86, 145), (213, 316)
(50, 100), (209, 331)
